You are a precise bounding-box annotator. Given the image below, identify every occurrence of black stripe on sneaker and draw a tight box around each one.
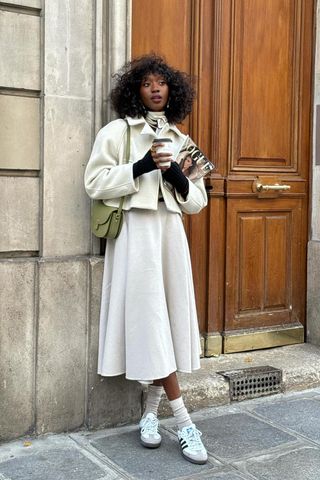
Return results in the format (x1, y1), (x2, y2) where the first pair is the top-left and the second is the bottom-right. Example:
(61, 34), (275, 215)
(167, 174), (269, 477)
(179, 439), (188, 450)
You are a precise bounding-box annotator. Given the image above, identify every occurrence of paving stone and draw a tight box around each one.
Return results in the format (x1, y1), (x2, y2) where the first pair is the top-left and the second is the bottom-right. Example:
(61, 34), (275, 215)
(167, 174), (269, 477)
(91, 429), (218, 480)
(198, 470), (251, 480)
(196, 413), (296, 460)
(240, 447), (320, 480)
(202, 476), (247, 480)
(253, 398), (320, 443)
(0, 447), (106, 480)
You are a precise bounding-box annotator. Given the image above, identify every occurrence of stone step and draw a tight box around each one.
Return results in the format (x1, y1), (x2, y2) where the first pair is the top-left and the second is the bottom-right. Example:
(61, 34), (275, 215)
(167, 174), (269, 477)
(152, 343), (320, 416)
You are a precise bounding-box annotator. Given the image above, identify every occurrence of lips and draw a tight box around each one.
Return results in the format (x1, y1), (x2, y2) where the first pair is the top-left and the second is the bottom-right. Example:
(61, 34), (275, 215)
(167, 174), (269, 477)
(151, 95), (162, 101)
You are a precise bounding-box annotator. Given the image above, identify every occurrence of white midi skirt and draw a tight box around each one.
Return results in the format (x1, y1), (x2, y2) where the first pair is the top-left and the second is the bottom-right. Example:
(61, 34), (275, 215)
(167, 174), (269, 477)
(97, 203), (202, 382)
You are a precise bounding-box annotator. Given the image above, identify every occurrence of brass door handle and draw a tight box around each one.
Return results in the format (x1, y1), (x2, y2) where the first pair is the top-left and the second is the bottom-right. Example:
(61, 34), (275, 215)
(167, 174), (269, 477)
(255, 181), (291, 192)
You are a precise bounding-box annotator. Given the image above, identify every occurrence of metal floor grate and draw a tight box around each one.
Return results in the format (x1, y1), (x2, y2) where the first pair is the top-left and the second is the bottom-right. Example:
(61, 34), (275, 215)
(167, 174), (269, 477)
(218, 366), (283, 402)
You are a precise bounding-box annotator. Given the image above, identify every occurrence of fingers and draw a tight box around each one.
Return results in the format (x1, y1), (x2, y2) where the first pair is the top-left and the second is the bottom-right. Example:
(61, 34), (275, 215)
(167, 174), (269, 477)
(150, 142), (163, 154)
(157, 163), (171, 171)
(150, 143), (164, 157)
(153, 153), (172, 161)
(153, 155), (173, 169)
(151, 143), (173, 170)
(151, 146), (171, 159)
(151, 141), (164, 150)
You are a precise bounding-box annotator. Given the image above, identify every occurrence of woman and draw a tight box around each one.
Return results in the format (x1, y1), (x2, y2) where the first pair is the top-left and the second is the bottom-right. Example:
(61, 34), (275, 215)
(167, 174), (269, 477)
(84, 54), (208, 465)
(181, 154), (196, 177)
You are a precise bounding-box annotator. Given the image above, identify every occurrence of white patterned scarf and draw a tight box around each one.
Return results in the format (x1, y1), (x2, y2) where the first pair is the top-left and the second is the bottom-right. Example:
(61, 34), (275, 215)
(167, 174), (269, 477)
(145, 111), (168, 134)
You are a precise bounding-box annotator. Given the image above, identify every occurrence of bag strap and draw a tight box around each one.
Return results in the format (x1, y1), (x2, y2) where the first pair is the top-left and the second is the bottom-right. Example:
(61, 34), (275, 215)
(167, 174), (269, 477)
(117, 119), (130, 213)
(125, 118), (131, 164)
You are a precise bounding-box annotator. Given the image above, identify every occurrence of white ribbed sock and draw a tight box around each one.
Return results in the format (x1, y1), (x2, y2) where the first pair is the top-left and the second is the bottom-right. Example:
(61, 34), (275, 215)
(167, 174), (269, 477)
(169, 396), (192, 430)
(142, 385), (163, 418)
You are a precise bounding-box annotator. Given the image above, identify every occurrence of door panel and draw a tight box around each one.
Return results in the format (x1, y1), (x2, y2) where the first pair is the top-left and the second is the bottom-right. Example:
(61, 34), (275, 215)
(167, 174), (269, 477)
(224, 0), (312, 351)
(225, 198), (304, 330)
(132, 0), (192, 73)
(231, 0), (299, 172)
(131, 0), (314, 355)
(131, 0), (193, 135)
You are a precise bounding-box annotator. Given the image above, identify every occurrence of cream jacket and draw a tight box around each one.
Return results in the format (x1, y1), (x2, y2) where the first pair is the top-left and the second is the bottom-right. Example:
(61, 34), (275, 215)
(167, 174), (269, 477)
(84, 116), (207, 215)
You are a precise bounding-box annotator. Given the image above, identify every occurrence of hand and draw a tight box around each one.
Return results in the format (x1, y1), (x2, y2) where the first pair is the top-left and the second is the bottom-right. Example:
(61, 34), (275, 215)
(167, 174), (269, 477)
(162, 161), (189, 198)
(150, 143), (173, 171)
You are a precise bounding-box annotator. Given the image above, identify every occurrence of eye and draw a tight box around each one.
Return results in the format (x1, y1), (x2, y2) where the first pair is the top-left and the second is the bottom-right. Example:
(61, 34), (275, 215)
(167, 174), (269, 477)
(159, 80), (167, 85)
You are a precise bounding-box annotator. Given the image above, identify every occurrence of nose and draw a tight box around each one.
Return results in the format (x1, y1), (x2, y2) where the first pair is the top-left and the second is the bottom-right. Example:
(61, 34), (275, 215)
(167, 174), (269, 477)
(151, 82), (160, 92)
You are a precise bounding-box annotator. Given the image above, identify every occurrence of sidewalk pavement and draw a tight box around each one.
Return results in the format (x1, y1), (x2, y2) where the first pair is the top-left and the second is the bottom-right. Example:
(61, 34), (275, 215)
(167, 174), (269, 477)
(1, 386), (320, 480)
(2, 343), (320, 480)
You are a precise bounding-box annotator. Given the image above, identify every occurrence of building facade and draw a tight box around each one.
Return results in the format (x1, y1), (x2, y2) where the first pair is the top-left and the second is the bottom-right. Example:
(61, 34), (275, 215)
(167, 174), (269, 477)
(0, 0), (319, 442)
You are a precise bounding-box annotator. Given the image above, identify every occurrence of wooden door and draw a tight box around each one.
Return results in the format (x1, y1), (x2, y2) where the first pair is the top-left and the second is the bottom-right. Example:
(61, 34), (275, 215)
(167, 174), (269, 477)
(131, 0), (314, 355)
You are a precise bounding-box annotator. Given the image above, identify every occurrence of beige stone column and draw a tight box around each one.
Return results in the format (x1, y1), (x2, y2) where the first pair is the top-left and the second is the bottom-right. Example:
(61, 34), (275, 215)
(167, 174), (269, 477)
(307, 2), (320, 346)
(36, 0), (94, 435)
(0, 0), (42, 442)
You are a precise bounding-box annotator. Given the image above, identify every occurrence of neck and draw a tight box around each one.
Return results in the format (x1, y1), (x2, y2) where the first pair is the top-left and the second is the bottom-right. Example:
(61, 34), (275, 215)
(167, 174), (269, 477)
(147, 110), (165, 116)
(145, 111), (167, 130)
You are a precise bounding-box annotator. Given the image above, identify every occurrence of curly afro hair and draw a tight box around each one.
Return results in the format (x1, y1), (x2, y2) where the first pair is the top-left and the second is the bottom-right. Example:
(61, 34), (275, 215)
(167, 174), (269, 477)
(110, 54), (196, 124)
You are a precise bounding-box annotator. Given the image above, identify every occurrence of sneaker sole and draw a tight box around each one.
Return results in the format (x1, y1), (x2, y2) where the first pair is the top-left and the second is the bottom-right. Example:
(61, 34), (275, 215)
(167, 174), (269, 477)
(141, 439), (161, 449)
(181, 448), (208, 465)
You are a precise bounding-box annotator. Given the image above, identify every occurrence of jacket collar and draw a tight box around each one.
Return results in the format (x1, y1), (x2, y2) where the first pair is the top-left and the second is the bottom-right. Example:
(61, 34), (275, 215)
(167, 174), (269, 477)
(125, 116), (185, 139)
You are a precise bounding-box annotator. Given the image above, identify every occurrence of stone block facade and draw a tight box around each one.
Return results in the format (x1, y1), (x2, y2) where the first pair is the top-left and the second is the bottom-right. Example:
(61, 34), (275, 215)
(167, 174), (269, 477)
(0, 261), (36, 440)
(0, 0), (140, 443)
(0, 95), (40, 170)
(0, 177), (39, 252)
(307, 0), (320, 347)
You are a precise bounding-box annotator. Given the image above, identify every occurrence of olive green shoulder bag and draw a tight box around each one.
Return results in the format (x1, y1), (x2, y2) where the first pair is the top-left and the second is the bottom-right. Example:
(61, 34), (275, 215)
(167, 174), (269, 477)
(91, 121), (130, 240)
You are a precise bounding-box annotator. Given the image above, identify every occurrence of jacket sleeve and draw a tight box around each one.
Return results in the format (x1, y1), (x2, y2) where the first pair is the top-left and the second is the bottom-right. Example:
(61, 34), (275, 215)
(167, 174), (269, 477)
(84, 120), (140, 200)
(174, 177), (208, 214)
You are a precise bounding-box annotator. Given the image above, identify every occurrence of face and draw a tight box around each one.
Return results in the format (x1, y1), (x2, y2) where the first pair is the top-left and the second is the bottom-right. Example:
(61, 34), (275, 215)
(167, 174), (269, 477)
(182, 156), (193, 171)
(184, 156), (193, 168)
(139, 73), (169, 111)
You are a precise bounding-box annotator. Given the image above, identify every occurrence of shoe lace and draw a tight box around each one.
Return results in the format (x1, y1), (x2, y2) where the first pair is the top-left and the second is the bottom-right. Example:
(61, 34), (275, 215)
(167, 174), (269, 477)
(141, 417), (159, 435)
(185, 427), (203, 450)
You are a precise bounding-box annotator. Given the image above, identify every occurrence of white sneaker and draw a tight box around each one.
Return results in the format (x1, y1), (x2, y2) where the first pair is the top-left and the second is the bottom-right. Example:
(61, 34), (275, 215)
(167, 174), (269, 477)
(178, 424), (208, 464)
(139, 413), (161, 448)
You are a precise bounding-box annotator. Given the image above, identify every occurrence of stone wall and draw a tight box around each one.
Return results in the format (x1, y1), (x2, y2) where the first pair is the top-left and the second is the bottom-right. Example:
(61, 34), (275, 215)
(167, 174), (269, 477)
(0, 0), (141, 443)
(307, 0), (320, 347)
